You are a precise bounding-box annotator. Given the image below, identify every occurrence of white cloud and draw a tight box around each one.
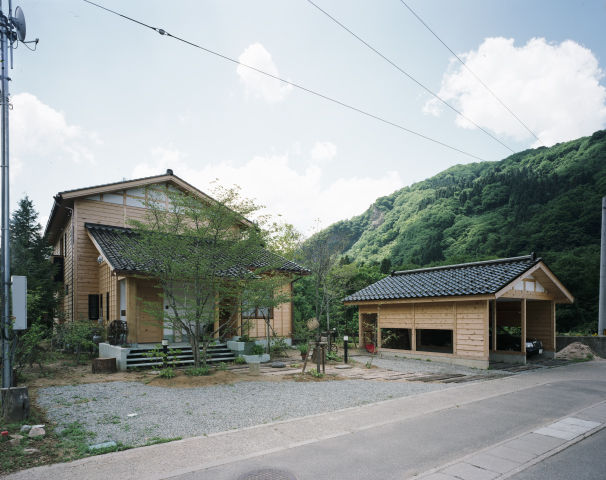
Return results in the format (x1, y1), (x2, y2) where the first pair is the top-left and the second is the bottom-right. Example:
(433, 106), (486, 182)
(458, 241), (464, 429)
(132, 145), (402, 235)
(310, 141), (337, 163)
(11, 93), (99, 170)
(426, 37), (606, 147)
(236, 43), (292, 103)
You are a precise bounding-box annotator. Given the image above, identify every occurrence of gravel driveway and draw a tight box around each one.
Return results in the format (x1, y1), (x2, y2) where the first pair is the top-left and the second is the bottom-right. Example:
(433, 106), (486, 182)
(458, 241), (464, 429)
(37, 380), (449, 447)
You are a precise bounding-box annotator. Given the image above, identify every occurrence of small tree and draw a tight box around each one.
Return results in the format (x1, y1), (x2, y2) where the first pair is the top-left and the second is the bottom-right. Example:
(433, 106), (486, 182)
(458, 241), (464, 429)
(129, 185), (294, 368)
(10, 196), (60, 327)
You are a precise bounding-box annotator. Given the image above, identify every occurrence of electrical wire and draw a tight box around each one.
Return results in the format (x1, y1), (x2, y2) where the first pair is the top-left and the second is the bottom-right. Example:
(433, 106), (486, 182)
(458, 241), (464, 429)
(398, 0), (543, 146)
(81, 0), (489, 162)
(306, 0), (515, 154)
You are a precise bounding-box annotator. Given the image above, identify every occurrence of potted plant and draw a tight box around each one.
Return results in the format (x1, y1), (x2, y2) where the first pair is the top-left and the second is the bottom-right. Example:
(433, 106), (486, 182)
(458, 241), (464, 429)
(242, 343), (270, 363)
(298, 343), (309, 361)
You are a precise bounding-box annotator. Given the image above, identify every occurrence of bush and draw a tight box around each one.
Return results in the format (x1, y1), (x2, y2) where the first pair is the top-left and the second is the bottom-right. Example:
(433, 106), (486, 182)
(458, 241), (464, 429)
(158, 367), (175, 378)
(15, 322), (48, 373)
(251, 344), (265, 355)
(185, 366), (211, 376)
(53, 320), (96, 363)
(234, 356), (246, 365)
(298, 343), (309, 355)
(270, 337), (288, 356)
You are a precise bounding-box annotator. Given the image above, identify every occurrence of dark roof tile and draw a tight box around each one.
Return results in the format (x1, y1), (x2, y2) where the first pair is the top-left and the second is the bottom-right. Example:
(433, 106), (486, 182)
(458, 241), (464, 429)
(343, 255), (539, 302)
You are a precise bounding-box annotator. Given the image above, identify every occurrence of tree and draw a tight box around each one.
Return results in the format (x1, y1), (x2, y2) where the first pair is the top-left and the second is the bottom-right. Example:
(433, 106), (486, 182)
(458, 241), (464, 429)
(299, 226), (345, 334)
(129, 185), (293, 367)
(10, 196), (59, 327)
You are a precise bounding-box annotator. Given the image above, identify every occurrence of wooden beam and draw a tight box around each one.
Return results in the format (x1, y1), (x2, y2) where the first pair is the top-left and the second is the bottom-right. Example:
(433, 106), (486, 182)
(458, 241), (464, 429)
(551, 300), (556, 351)
(492, 300), (497, 352)
(484, 300), (490, 358)
(521, 298), (527, 354)
(126, 277), (137, 344)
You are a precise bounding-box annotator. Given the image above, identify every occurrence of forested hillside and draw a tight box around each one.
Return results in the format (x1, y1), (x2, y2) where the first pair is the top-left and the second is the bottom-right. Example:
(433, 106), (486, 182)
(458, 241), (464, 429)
(301, 130), (606, 333)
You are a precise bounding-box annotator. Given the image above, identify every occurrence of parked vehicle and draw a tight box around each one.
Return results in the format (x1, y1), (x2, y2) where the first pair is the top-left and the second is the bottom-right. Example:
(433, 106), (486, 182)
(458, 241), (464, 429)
(490, 327), (543, 356)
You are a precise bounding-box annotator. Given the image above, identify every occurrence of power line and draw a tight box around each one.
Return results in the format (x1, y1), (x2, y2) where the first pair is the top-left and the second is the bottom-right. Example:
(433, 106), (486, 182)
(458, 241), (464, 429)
(81, 0), (489, 162)
(398, 0), (543, 145)
(306, 0), (515, 154)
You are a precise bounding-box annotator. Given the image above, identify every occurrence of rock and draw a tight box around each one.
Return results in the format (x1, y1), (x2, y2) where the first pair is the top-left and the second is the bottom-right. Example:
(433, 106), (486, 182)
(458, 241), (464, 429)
(23, 447), (40, 455)
(127, 413), (138, 418)
(20, 424), (32, 433)
(335, 364), (353, 369)
(9, 434), (23, 446)
(28, 426), (45, 438)
(271, 361), (286, 368)
(89, 441), (117, 451)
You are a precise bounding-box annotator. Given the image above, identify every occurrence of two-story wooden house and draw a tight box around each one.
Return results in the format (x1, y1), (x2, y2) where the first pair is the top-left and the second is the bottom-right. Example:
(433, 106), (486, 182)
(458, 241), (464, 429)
(44, 170), (308, 347)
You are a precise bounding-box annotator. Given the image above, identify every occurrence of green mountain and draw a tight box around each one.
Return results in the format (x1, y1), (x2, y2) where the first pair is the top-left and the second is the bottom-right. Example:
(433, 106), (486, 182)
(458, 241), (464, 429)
(318, 130), (606, 332)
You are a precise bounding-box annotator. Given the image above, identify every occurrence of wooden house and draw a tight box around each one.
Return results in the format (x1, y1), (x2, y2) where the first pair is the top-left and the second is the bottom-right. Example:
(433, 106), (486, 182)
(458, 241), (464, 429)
(343, 255), (573, 368)
(44, 170), (308, 347)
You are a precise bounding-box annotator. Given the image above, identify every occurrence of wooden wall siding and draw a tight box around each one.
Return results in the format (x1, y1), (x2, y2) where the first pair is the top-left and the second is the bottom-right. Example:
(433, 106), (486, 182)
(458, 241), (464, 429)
(378, 304), (414, 328)
(496, 301), (521, 327)
(526, 300), (554, 352)
(414, 302), (455, 329)
(134, 278), (164, 343)
(455, 301), (488, 359)
(53, 217), (74, 321)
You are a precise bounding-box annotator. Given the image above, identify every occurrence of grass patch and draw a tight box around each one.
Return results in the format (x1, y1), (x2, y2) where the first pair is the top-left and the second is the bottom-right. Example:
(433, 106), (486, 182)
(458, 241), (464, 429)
(144, 436), (182, 446)
(185, 366), (211, 376)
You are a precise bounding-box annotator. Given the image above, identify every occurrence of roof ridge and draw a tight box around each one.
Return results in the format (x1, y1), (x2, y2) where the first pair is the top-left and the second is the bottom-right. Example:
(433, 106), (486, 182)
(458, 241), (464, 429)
(391, 254), (539, 277)
(59, 171), (176, 195)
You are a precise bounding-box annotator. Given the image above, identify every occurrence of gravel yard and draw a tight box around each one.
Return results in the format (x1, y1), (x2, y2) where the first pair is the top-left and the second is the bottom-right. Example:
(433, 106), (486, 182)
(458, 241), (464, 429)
(37, 379), (449, 447)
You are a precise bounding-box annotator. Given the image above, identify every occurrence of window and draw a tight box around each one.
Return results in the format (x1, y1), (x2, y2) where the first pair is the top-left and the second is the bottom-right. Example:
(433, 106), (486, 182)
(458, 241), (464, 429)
(381, 328), (412, 350)
(416, 329), (453, 354)
(88, 294), (100, 320)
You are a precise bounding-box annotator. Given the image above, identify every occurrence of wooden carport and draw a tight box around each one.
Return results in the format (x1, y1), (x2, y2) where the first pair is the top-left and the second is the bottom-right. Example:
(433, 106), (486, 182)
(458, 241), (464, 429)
(344, 254), (573, 369)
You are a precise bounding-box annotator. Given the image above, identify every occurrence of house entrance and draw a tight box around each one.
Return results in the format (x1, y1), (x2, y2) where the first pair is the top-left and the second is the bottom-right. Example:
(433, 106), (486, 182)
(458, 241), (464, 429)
(361, 313), (378, 353)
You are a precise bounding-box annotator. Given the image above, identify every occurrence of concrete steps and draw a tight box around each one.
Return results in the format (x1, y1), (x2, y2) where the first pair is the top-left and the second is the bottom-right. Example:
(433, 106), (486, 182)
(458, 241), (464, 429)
(125, 343), (235, 369)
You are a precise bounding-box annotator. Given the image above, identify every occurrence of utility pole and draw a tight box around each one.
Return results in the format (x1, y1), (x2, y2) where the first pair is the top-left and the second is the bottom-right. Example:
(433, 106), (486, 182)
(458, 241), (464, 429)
(0, 1), (31, 389)
(599, 197), (606, 336)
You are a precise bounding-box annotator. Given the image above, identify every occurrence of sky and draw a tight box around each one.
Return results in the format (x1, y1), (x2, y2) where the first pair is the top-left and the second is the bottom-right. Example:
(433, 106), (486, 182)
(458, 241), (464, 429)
(6, 0), (606, 235)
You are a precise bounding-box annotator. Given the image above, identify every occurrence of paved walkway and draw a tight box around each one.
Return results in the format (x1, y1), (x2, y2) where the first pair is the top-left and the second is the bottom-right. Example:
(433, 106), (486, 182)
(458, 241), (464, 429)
(416, 402), (606, 480)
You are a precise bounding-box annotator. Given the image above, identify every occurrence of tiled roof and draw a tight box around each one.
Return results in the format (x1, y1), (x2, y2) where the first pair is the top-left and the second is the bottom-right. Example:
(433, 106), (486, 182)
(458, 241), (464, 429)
(86, 223), (310, 276)
(343, 255), (540, 302)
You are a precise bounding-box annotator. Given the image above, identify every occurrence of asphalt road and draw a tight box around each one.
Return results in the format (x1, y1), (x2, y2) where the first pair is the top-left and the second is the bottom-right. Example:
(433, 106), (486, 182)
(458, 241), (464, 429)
(509, 428), (606, 480)
(172, 371), (606, 479)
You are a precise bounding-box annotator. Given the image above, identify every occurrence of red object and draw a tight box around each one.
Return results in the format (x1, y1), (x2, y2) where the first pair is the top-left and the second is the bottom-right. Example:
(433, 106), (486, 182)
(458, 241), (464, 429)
(365, 343), (375, 353)
(1, 431), (8, 439)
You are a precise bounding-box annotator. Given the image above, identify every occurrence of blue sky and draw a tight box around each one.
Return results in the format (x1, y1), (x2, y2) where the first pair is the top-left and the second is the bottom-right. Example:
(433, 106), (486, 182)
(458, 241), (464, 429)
(8, 0), (606, 234)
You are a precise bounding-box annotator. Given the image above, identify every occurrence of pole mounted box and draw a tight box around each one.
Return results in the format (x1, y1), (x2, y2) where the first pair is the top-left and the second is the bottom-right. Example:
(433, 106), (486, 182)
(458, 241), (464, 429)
(11, 275), (26, 330)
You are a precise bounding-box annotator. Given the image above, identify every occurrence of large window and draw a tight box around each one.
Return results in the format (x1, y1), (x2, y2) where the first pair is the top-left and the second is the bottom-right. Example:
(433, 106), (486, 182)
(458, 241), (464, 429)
(416, 329), (453, 354)
(88, 294), (100, 320)
(381, 328), (412, 350)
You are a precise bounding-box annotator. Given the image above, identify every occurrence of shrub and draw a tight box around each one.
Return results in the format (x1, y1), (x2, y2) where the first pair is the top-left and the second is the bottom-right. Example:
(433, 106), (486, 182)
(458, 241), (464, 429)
(234, 356), (246, 365)
(15, 322), (48, 373)
(326, 351), (341, 362)
(251, 344), (265, 355)
(298, 343), (309, 355)
(217, 362), (228, 371)
(158, 367), (176, 378)
(53, 320), (96, 364)
(185, 366), (211, 376)
(270, 337), (288, 356)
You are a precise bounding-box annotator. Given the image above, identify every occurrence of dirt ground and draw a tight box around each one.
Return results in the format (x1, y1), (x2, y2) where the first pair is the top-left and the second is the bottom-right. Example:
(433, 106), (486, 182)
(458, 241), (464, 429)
(556, 341), (600, 360)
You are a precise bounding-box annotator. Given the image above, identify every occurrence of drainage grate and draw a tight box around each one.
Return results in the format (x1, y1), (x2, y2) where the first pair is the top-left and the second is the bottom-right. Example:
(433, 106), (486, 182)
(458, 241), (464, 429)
(237, 468), (298, 480)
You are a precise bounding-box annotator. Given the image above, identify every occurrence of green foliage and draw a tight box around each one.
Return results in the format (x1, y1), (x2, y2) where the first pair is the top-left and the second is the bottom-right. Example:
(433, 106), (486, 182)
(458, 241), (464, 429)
(297, 343), (309, 355)
(53, 321), (96, 364)
(270, 337), (289, 356)
(15, 323), (48, 373)
(216, 362), (228, 371)
(305, 130), (606, 333)
(10, 196), (61, 327)
(251, 344), (265, 355)
(309, 369), (324, 378)
(326, 351), (341, 362)
(158, 367), (176, 378)
(185, 365), (211, 376)
(233, 356), (246, 365)
(143, 345), (181, 369)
